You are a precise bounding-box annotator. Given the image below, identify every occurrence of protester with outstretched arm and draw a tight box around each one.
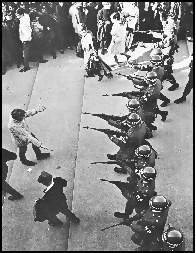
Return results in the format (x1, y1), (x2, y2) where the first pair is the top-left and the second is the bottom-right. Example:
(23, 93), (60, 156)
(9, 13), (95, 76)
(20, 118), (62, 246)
(8, 105), (51, 166)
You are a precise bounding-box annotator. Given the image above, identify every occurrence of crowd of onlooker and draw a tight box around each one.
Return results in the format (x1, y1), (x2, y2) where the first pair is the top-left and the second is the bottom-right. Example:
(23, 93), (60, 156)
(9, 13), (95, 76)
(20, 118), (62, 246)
(2, 2), (193, 75)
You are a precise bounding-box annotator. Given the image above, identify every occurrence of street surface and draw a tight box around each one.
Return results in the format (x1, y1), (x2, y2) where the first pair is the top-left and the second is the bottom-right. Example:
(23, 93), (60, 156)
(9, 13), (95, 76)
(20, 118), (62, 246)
(2, 40), (193, 251)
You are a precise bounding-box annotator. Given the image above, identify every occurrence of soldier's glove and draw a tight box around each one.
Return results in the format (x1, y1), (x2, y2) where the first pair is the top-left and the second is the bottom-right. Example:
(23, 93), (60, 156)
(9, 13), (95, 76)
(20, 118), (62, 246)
(144, 226), (152, 234)
(136, 195), (143, 202)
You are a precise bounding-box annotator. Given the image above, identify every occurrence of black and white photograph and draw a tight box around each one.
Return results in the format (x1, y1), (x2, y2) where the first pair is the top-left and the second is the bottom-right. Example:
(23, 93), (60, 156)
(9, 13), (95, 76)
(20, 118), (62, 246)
(2, 2), (193, 251)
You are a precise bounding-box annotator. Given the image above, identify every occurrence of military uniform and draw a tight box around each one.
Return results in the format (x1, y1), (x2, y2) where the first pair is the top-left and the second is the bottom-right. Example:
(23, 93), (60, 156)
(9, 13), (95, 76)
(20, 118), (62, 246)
(130, 207), (170, 250)
(125, 178), (156, 218)
(134, 150), (156, 173)
(133, 61), (171, 107)
(134, 63), (165, 83)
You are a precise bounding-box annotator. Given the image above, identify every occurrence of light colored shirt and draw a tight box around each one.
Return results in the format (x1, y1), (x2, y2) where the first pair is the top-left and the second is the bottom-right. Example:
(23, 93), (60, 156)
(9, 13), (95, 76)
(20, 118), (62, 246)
(19, 13), (32, 42)
(8, 109), (42, 147)
(69, 4), (82, 33)
(44, 178), (54, 193)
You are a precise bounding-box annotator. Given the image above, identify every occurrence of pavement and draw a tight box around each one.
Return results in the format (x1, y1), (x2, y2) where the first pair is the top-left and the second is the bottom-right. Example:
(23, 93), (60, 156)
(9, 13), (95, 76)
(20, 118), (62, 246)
(2, 39), (193, 251)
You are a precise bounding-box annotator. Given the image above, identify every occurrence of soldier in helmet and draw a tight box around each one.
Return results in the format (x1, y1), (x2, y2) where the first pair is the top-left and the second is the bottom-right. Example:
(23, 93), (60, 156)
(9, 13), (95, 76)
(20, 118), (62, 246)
(150, 48), (162, 58)
(134, 145), (157, 172)
(122, 113), (153, 140)
(114, 166), (157, 220)
(158, 20), (180, 93)
(130, 54), (171, 107)
(140, 72), (168, 122)
(160, 225), (185, 251)
(114, 71), (168, 122)
(123, 195), (172, 251)
(107, 114), (154, 174)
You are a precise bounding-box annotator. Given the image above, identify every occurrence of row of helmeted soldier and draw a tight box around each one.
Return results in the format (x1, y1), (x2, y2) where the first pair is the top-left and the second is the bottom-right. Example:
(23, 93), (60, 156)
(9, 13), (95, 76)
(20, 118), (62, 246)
(82, 16), (187, 251)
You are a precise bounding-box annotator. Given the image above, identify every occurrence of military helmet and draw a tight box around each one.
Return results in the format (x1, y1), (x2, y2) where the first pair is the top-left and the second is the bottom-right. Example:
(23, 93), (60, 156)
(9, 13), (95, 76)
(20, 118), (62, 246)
(150, 48), (162, 57)
(162, 227), (183, 249)
(150, 55), (162, 62)
(140, 166), (157, 181)
(135, 145), (152, 158)
(149, 195), (171, 212)
(126, 99), (140, 112)
(126, 113), (141, 126)
(145, 71), (157, 85)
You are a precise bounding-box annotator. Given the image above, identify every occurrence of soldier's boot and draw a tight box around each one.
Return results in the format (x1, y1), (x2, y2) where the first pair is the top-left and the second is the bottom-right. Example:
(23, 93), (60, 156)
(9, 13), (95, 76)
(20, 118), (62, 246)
(32, 144), (50, 160)
(107, 154), (117, 160)
(156, 108), (168, 122)
(144, 127), (153, 139)
(114, 167), (127, 174)
(168, 75), (179, 91)
(174, 87), (188, 103)
(146, 123), (157, 131)
(174, 96), (186, 104)
(159, 93), (170, 107)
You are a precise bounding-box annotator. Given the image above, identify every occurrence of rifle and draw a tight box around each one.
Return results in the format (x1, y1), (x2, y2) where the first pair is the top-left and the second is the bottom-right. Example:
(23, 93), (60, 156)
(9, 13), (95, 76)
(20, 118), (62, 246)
(102, 91), (143, 98)
(101, 215), (138, 231)
(82, 112), (121, 121)
(101, 221), (126, 231)
(116, 73), (144, 81)
(83, 126), (126, 137)
(100, 179), (135, 199)
(91, 161), (119, 165)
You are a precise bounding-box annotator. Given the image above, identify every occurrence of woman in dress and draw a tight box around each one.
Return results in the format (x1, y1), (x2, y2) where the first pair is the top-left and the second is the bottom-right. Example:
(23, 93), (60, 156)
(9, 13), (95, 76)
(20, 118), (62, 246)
(78, 23), (113, 81)
(108, 12), (126, 66)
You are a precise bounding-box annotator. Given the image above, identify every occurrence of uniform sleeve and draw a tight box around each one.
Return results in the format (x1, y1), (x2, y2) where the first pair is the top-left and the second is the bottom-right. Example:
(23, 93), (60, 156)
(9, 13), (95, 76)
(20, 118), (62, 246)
(25, 109), (37, 118)
(110, 136), (126, 148)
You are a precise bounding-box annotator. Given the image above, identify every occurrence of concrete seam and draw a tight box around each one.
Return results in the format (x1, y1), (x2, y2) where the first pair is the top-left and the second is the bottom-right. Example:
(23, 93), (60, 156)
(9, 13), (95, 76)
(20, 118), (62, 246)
(3, 65), (39, 205)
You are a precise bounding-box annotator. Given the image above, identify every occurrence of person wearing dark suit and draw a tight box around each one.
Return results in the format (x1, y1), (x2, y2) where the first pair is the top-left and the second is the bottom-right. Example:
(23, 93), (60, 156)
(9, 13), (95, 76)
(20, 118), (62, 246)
(37, 171), (80, 227)
(2, 148), (23, 203)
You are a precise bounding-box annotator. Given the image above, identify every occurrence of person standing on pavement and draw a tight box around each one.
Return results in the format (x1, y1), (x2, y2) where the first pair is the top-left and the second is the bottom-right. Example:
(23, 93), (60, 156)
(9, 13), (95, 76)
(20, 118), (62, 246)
(8, 106), (50, 167)
(16, 8), (32, 73)
(121, 2), (139, 51)
(97, 2), (113, 55)
(62, 2), (74, 50)
(30, 12), (48, 64)
(39, 3), (57, 59)
(78, 23), (113, 81)
(85, 2), (99, 39)
(69, 2), (84, 55)
(2, 148), (24, 202)
(108, 12), (126, 66)
(35, 171), (80, 227)
(53, 2), (65, 54)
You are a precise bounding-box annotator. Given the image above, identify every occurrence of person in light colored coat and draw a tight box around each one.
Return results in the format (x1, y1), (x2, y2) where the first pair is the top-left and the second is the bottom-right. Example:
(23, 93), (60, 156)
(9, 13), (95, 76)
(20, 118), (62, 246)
(8, 105), (50, 166)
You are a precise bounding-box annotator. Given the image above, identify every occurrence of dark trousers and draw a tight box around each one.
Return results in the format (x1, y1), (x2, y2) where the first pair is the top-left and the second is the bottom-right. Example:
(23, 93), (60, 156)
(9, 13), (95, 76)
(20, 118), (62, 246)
(22, 41), (31, 68)
(55, 22), (64, 51)
(46, 201), (76, 223)
(159, 92), (169, 102)
(2, 181), (21, 197)
(18, 134), (41, 162)
(64, 25), (75, 47)
(182, 74), (193, 98)
(75, 33), (80, 52)
(31, 38), (44, 61)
